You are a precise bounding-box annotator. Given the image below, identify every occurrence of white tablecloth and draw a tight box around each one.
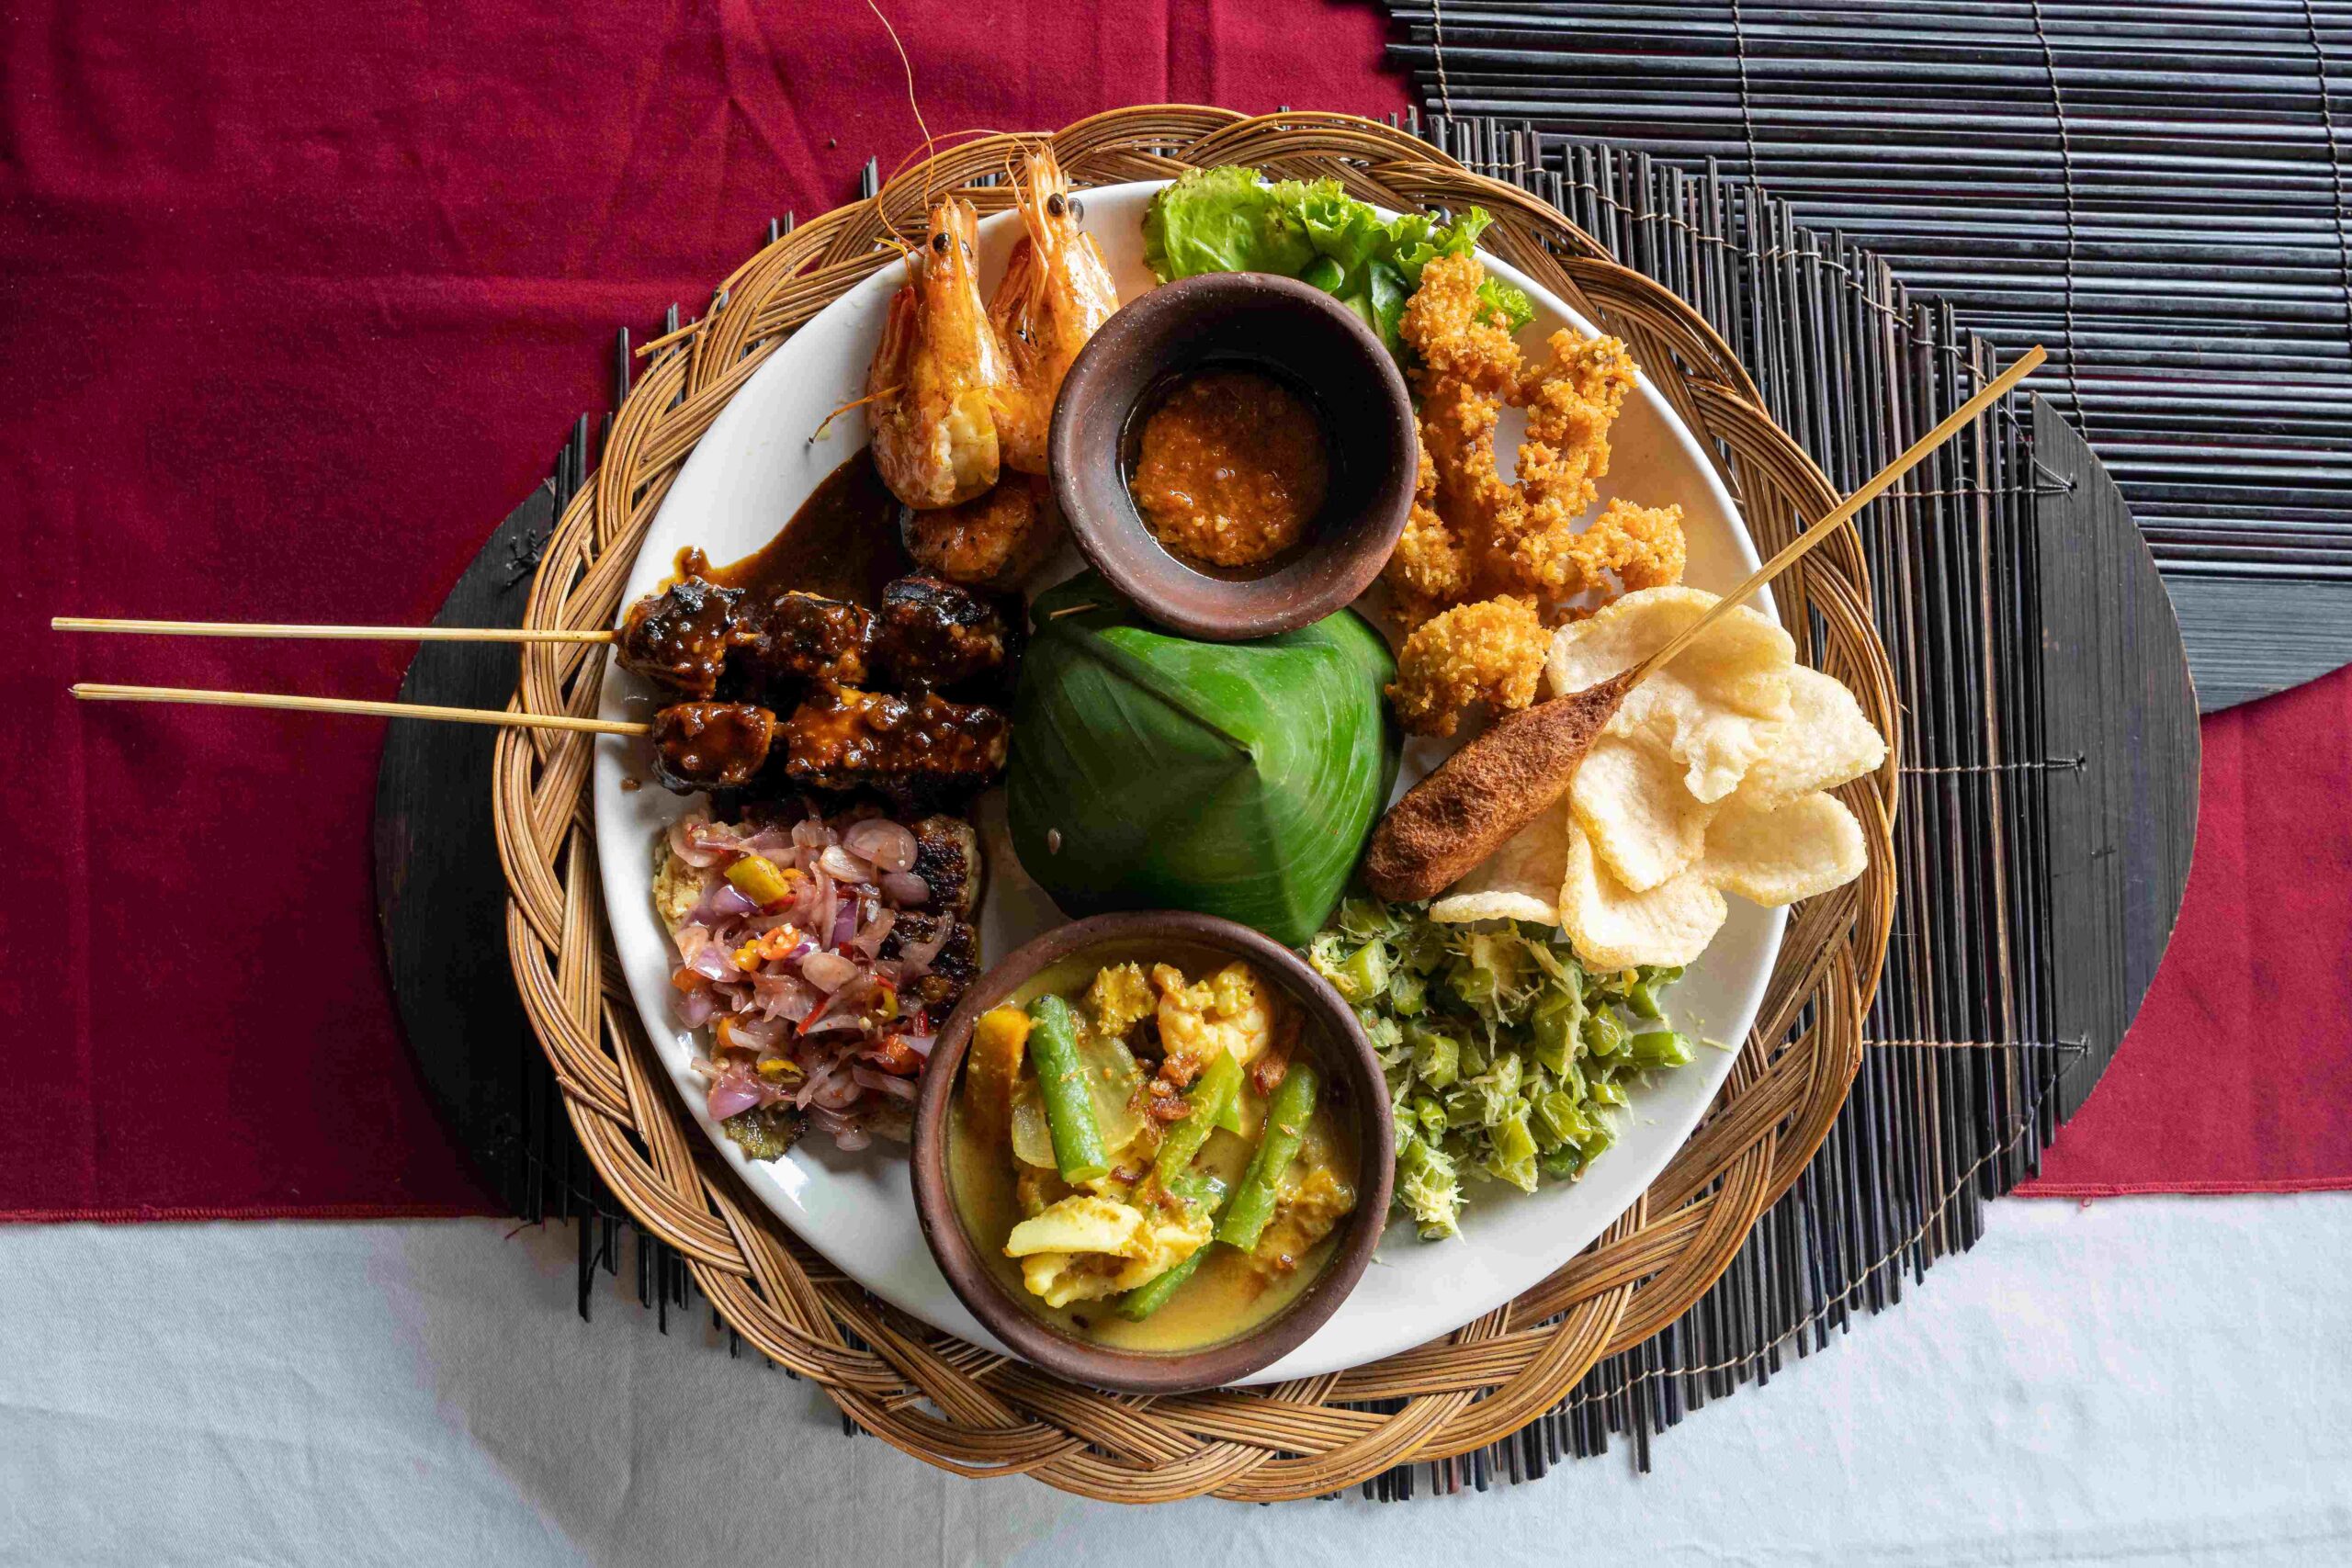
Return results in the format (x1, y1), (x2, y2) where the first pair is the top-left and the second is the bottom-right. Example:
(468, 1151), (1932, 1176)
(2, 1194), (2345, 1566)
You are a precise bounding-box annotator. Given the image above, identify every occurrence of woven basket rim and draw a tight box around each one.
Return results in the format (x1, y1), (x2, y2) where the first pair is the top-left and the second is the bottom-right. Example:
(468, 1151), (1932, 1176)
(492, 107), (1898, 1504)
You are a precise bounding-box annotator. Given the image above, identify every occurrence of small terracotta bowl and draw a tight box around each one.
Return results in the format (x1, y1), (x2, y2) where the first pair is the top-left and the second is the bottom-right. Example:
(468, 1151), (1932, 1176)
(910, 910), (1395, 1394)
(1046, 272), (1417, 642)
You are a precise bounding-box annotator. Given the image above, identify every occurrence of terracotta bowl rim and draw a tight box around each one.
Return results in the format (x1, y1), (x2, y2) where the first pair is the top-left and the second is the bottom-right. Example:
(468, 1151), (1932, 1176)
(1046, 271), (1417, 643)
(909, 908), (1396, 1395)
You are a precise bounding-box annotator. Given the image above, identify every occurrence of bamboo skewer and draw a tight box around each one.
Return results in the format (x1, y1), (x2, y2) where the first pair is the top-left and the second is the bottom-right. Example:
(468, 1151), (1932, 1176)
(53, 616), (615, 644)
(1632, 344), (2048, 683)
(69, 683), (648, 736)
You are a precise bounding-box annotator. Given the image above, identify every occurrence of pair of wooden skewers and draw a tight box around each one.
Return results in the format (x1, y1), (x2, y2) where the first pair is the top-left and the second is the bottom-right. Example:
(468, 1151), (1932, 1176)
(60, 348), (2045, 766)
(62, 623), (650, 736)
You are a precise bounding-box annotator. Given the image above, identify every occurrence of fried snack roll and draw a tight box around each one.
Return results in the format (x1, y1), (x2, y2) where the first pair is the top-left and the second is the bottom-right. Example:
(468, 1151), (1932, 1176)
(1363, 671), (1634, 903)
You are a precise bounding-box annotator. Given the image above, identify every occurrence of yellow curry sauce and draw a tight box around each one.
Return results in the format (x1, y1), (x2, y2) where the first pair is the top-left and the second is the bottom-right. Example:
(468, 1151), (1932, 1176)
(1127, 369), (1329, 569)
(947, 947), (1360, 1353)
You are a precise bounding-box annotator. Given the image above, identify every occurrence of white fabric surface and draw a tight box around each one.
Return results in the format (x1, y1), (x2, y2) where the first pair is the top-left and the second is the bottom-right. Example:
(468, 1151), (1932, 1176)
(0, 1195), (2345, 1567)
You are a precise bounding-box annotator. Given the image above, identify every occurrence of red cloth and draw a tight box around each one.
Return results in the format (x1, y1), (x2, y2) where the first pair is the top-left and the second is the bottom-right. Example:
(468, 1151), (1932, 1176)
(2016, 661), (2352, 1197)
(0, 1), (2339, 1221)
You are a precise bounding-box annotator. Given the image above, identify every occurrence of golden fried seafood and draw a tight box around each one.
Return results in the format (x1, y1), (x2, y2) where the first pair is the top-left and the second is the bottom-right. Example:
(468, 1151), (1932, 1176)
(988, 148), (1119, 476)
(1398, 252), (1522, 398)
(1386, 443), (1476, 628)
(1386, 595), (1550, 738)
(1382, 250), (1681, 637)
(1491, 331), (1641, 596)
(869, 197), (1011, 511)
(902, 472), (1062, 590)
(1415, 374), (1524, 558)
(1574, 498), (1688, 593)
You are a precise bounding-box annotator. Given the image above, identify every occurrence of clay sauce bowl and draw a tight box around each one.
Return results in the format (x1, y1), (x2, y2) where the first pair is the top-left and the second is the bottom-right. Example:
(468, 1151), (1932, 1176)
(1046, 271), (1416, 642)
(910, 910), (1395, 1394)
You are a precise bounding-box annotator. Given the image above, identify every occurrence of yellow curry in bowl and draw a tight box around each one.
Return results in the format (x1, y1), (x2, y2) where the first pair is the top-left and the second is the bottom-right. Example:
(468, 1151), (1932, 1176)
(947, 944), (1362, 1351)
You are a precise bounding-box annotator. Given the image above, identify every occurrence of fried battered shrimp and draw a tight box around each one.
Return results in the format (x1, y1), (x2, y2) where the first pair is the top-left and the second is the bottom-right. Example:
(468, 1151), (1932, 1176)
(1577, 499), (1688, 593)
(1490, 331), (1645, 599)
(1384, 443), (1476, 627)
(1380, 252), (1683, 704)
(1516, 330), (1636, 519)
(1387, 595), (1550, 738)
(1399, 253), (1523, 397)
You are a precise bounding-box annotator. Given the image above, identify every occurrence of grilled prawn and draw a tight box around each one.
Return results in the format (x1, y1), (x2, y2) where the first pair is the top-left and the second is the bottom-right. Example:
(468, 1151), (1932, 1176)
(868, 198), (1010, 511)
(986, 149), (1119, 476)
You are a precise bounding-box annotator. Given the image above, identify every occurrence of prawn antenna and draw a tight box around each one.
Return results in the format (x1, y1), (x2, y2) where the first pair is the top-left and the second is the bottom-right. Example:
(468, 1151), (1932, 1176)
(866, 0), (936, 211)
(812, 385), (900, 443)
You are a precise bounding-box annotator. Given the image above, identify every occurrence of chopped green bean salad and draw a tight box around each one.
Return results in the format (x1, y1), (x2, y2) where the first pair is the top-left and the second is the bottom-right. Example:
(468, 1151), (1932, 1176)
(1306, 897), (1696, 1239)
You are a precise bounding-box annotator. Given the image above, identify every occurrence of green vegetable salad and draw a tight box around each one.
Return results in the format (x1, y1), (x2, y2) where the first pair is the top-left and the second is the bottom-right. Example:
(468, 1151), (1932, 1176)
(1143, 165), (1535, 358)
(1307, 897), (1696, 1239)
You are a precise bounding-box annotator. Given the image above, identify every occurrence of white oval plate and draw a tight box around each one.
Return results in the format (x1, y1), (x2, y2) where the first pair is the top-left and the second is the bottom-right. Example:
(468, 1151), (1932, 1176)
(593, 181), (1782, 1384)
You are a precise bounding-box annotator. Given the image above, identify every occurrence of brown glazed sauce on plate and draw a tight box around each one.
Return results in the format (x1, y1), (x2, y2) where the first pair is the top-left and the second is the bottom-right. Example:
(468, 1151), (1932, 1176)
(675, 449), (910, 606)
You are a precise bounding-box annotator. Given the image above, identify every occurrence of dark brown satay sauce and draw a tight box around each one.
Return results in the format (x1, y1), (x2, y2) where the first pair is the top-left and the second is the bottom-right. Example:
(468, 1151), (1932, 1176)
(681, 450), (910, 607)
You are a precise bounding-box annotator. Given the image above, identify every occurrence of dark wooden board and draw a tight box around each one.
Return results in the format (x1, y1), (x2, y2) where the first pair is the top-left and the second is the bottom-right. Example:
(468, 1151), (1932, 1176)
(369, 476), (555, 1214)
(2033, 399), (2203, 1120)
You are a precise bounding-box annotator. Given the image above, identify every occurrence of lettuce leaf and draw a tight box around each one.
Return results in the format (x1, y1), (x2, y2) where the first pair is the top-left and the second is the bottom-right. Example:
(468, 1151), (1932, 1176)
(1143, 166), (1528, 356)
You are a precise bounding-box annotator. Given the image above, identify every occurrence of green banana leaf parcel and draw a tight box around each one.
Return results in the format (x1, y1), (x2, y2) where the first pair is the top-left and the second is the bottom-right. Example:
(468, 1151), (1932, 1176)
(1007, 573), (1400, 948)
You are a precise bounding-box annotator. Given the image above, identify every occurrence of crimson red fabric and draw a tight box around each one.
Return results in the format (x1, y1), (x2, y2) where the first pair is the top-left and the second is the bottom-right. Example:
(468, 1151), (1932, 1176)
(0, 1), (2340, 1221)
(2015, 660), (2352, 1197)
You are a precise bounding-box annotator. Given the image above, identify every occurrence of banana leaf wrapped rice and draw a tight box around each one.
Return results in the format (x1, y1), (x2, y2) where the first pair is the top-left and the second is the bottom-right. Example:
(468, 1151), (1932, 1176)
(1006, 573), (1399, 947)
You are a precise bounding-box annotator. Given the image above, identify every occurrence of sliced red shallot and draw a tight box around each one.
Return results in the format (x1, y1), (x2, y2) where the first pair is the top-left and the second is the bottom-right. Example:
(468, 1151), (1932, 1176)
(686, 883), (761, 926)
(818, 844), (874, 884)
(673, 983), (718, 1029)
(707, 1075), (765, 1121)
(852, 1066), (920, 1100)
(810, 1068), (864, 1111)
(725, 1015), (786, 1050)
(669, 817), (728, 868)
(878, 872), (929, 908)
(686, 942), (739, 981)
(842, 818), (918, 874)
(799, 950), (861, 992)
(751, 974), (819, 1022)
(850, 908), (896, 958)
(896, 925), (950, 975)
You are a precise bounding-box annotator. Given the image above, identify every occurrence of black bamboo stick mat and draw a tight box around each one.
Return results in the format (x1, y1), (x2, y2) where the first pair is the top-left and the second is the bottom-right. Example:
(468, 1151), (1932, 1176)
(1384, 0), (2352, 710)
(377, 140), (2198, 1492)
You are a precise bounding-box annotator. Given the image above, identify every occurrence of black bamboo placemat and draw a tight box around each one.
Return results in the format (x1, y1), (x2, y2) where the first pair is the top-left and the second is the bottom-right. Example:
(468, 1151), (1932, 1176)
(1385, 0), (2352, 710)
(378, 136), (2197, 1493)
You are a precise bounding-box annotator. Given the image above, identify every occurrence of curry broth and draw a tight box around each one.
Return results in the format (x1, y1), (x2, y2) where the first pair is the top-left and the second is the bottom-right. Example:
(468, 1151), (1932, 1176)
(946, 945), (1361, 1354)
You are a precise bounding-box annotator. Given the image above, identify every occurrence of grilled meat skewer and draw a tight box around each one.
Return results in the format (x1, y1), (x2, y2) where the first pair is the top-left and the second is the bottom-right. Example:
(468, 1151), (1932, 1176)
(871, 575), (1021, 694)
(617, 578), (743, 699)
(647, 688), (1010, 801)
(781, 685), (1011, 800)
(734, 588), (871, 688)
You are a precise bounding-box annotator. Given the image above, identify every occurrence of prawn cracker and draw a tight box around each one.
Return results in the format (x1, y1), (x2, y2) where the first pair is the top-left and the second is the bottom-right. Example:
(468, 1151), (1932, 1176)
(1429, 805), (1571, 926)
(1735, 664), (1888, 809)
(1557, 818), (1728, 971)
(1701, 792), (1868, 907)
(1546, 586), (1793, 803)
(1568, 730), (1719, 893)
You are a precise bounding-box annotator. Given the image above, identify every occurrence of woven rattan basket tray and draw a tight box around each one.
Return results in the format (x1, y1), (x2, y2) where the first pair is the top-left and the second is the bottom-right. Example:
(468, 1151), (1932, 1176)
(492, 108), (1897, 1503)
